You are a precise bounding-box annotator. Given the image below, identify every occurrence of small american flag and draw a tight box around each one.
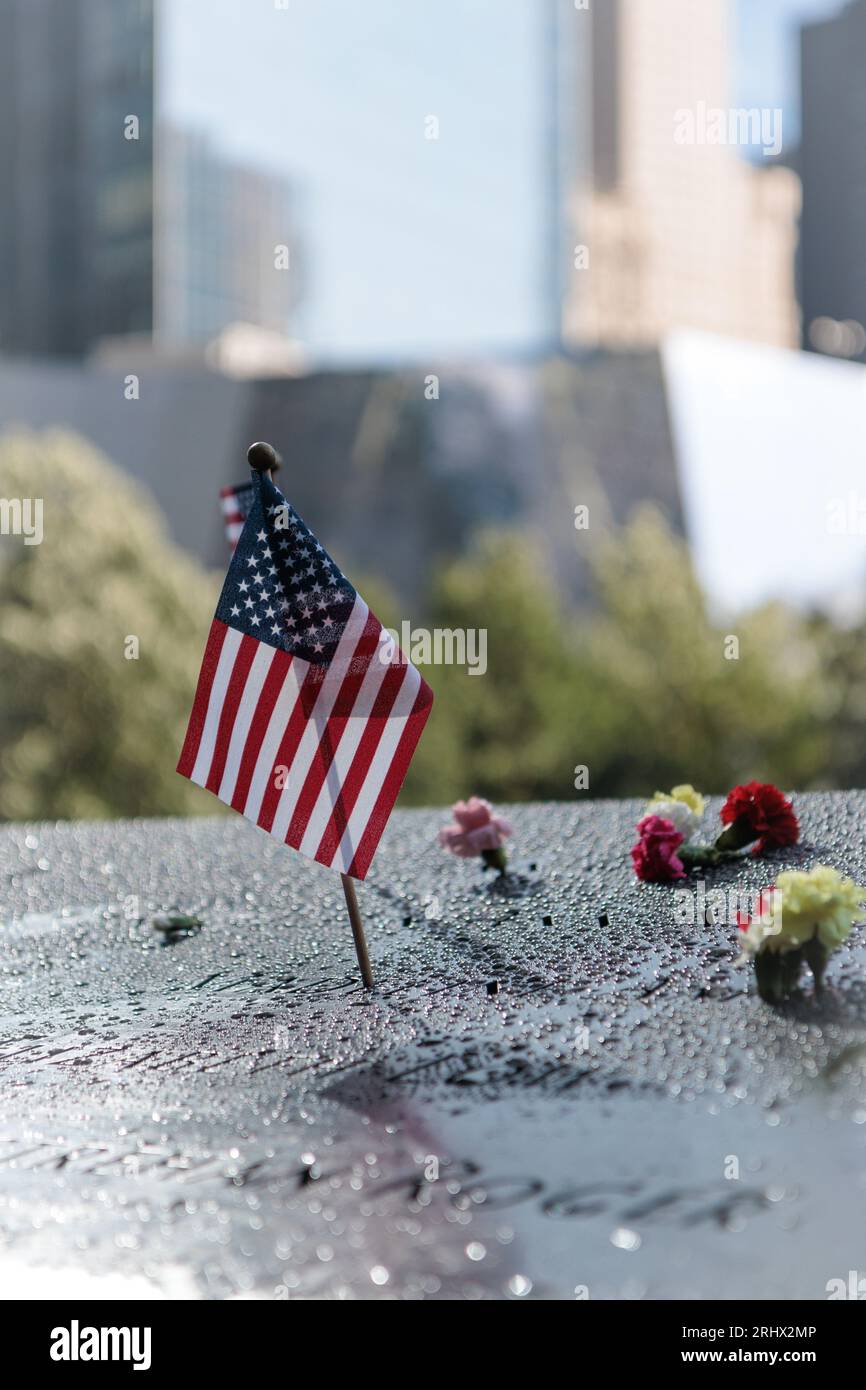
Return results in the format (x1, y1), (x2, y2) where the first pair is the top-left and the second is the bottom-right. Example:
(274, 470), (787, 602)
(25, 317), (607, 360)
(220, 480), (254, 551)
(179, 469), (433, 880)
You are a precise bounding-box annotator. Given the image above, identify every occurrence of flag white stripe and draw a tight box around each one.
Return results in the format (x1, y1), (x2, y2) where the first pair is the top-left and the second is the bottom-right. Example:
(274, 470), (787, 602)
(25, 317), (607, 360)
(217, 641), (276, 804)
(241, 655), (308, 823)
(189, 627), (244, 787)
(329, 663), (421, 872)
(296, 640), (392, 859)
(269, 598), (371, 842)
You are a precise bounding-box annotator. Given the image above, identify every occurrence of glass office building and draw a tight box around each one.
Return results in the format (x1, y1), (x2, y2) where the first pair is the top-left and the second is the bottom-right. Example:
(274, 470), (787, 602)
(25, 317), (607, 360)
(0, 0), (154, 357)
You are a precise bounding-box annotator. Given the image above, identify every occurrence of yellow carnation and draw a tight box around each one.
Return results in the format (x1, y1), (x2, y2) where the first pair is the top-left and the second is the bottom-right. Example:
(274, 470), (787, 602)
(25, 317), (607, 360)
(740, 865), (866, 957)
(669, 785), (706, 817)
(648, 784), (706, 818)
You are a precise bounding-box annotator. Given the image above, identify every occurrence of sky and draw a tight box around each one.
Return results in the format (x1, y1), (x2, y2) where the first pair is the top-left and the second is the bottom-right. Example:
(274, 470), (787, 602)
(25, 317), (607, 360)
(160, 0), (850, 362)
(158, 0), (864, 613)
(735, 0), (846, 140)
(160, 0), (554, 361)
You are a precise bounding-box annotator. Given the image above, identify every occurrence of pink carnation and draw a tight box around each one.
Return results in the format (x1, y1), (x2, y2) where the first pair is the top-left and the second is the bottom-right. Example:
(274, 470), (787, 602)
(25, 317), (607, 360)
(630, 814), (686, 882)
(438, 797), (513, 859)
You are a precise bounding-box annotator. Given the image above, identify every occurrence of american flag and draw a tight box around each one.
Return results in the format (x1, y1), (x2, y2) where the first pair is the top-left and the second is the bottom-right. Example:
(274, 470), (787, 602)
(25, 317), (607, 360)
(219, 480), (254, 551)
(179, 469), (433, 880)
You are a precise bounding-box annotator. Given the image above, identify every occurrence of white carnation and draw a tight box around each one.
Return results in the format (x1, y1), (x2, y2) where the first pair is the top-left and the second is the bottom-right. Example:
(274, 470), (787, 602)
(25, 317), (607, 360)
(647, 797), (701, 842)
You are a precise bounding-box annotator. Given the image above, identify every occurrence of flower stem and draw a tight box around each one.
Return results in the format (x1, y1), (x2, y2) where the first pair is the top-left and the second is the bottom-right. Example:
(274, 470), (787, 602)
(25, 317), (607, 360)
(714, 816), (757, 853)
(678, 844), (742, 871)
(754, 947), (804, 1004)
(802, 936), (828, 996)
(481, 847), (508, 876)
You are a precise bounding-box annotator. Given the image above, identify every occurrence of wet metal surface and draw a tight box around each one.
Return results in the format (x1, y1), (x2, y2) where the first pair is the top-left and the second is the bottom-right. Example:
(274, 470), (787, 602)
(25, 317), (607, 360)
(2, 795), (866, 1300)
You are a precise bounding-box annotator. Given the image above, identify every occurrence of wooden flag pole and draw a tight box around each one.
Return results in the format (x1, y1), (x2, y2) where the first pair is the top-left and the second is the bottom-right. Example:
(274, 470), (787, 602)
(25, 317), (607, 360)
(341, 873), (374, 990)
(247, 441), (375, 991)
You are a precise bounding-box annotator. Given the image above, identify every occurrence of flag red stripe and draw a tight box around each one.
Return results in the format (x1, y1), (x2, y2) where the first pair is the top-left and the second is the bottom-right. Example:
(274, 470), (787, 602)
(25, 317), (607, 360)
(346, 679), (433, 880)
(176, 620), (228, 778)
(285, 613), (384, 849)
(204, 634), (259, 794)
(230, 649), (293, 814)
(313, 662), (409, 867)
(255, 665), (324, 832)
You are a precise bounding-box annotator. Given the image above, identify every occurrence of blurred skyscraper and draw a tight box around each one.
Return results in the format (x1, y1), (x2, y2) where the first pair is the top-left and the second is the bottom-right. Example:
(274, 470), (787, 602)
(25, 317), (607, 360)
(0, 0), (298, 363)
(800, 0), (866, 362)
(155, 126), (298, 353)
(0, 0), (805, 367)
(0, 0), (154, 357)
(564, 0), (800, 351)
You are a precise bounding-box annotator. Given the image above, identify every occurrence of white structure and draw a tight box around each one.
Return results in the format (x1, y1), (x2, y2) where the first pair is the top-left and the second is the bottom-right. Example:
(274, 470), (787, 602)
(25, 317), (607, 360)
(663, 331), (866, 617)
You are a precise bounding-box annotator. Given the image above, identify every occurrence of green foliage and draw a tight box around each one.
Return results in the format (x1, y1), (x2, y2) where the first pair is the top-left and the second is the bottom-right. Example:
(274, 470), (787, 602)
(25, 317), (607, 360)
(403, 532), (582, 802)
(573, 506), (830, 797)
(0, 430), (218, 819)
(0, 432), (862, 821)
(401, 505), (842, 805)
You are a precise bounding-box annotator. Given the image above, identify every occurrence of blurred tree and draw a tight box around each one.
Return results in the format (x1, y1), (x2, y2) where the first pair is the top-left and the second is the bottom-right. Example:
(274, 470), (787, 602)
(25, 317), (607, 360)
(0, 433), (857, 820)
(577, 506), (830, 797)
(400, 506), (835, 806)
(403, 531), (581, 803)
(0, 430), (218, 819)
(803, 608), (866, 789)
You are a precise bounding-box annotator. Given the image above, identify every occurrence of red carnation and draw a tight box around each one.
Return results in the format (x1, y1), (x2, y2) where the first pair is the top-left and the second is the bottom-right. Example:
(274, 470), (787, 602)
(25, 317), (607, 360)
(631, 815), (686, 882)
(719, 782), (799, 855)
